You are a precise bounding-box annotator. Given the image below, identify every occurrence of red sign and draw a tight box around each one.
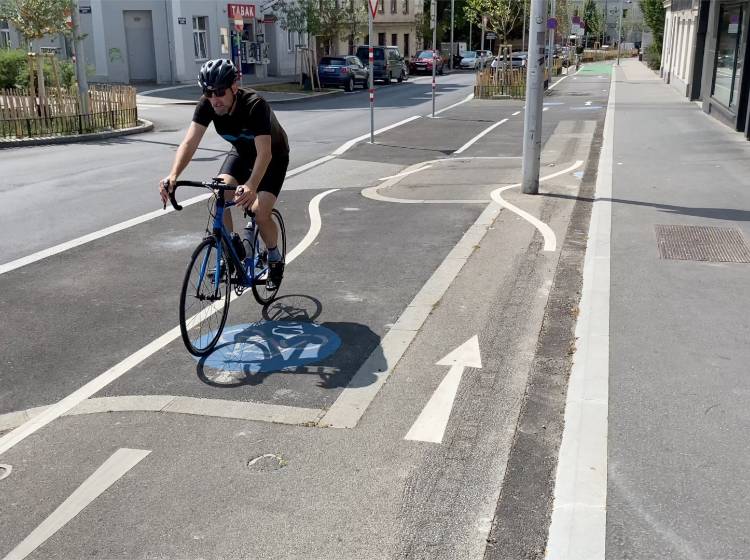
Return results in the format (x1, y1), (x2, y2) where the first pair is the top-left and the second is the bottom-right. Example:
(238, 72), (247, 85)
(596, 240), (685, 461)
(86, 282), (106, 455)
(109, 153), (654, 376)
(368, 0), (378, 18)
(228, 3), (256, 19)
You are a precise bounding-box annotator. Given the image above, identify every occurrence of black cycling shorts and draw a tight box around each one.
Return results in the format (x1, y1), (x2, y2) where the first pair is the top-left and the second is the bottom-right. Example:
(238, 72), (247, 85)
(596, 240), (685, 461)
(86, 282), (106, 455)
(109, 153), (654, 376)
(218, 149), (289, 197)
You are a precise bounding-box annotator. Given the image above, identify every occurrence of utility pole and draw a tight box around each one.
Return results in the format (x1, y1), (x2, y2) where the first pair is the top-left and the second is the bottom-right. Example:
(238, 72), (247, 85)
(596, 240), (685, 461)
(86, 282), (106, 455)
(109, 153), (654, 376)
(70, 0), (89, 114)
(368, 0), (376, 142)
(450, 0), (455, 70)
(616, 0), (625, 64)
(431, 0), (437, 117)
(521, 0), (546, 194)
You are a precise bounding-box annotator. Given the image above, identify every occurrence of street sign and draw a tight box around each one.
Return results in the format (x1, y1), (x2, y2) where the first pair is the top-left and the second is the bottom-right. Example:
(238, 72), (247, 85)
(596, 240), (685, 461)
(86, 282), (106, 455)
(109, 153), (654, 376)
(178, 17), (187, 24)
(369, 0), (379, 18)
(228, 3), (255, 19)
(234, 18), (243, 32)
(79, 6), (91, 14)
(430, 0), (437, 30)
(547, 17), (557, 29)
(485, 32), (497, 40)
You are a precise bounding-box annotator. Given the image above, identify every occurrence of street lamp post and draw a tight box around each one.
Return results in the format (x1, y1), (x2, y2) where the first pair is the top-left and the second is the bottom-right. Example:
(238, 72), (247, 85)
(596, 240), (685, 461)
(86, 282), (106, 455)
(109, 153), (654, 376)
(450, 0), (455, 70)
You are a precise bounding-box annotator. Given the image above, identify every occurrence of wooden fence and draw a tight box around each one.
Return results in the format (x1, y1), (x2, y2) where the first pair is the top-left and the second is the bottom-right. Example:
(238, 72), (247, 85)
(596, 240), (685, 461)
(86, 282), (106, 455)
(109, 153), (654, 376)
(474, 63), (559, 99)
(0, 85), (138, 139)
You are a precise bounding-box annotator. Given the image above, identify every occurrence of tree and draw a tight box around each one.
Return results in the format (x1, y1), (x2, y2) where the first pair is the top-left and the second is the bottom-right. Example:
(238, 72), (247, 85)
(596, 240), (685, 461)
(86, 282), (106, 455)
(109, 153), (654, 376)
(464, 0), (522, 47)
(556, 0), (570, 45)
(583, 0), (602, 47)
(639, 0), (664, 67)
(0, 0), (71, 44)
(341, 0), (367, 54)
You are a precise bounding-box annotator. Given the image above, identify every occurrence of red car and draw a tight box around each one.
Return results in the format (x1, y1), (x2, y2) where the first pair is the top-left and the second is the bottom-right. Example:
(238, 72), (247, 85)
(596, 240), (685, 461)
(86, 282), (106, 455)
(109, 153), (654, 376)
(409, 50), (445, 75)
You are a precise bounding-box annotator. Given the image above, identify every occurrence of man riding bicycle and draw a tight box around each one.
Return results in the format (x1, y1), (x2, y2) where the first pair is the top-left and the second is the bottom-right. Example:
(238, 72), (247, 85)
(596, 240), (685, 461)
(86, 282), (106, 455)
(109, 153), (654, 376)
(159, 58), (289, 288)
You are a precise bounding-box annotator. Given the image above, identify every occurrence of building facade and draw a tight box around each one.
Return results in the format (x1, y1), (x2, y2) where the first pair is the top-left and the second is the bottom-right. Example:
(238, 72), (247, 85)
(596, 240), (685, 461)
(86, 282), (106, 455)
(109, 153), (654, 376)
(327, 0), (421, 57)
(661, 0), (750, 137)
(0, 1), (305, 84)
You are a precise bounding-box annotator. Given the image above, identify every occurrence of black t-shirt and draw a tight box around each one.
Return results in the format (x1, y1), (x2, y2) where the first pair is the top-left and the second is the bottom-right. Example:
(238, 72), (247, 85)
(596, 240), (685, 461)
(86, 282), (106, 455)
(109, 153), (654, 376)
(192, 88), (289, 160)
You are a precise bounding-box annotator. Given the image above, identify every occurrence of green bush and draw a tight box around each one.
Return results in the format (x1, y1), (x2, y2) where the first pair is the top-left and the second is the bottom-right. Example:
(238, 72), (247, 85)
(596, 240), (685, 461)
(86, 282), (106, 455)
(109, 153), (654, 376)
(0, 49), (27, 88)
(645, 42), (661, 70)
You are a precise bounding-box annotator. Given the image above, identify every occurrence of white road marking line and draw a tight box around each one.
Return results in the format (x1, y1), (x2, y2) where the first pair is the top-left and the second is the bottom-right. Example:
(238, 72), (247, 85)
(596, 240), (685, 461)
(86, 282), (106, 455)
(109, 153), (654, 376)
(454, 118), (509, 154)
(512, 111), (521, 116)
(547, 74), (570, 91)
(2, 448), (150, 560)
(405, 336), (482, 443)
(319, 199), (501, 429)
(543, 107), (550, 112)
(432, 93), (474, 116)
(1, 113), (424, 276)
(138, 84), (195, 95)
(585, 100), (593, 106)
(332, 115), (421, 155)
(545, 67), (614, 560)
(0, 190), (337, 457)
(0, 193), (213, 275)
(490, 161), (584, 253)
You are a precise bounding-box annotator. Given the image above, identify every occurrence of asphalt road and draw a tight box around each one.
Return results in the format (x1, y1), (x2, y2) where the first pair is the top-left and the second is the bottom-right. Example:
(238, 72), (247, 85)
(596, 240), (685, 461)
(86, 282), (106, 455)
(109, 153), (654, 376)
(0, 66), (610, 560)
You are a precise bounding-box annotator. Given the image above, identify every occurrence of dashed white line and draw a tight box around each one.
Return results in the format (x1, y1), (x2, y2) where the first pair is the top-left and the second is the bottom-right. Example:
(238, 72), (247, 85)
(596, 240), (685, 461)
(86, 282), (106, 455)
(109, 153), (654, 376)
(512, 111), (521, 116)
(0, 190), (338, 457)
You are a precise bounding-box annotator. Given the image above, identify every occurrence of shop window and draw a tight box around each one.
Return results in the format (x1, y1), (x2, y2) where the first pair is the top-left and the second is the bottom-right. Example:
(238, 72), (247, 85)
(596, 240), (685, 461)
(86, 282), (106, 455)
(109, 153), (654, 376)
(0, 20), (10, 50)
(712, 5), (744, 108)
(391, 33), (397, 46)
(193, 16), (208, 60)
(378, 32), (386, 46)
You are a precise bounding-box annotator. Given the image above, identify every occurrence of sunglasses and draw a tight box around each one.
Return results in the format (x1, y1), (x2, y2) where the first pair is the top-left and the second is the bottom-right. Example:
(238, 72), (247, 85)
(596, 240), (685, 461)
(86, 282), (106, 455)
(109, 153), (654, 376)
(203, 87), (228, 98)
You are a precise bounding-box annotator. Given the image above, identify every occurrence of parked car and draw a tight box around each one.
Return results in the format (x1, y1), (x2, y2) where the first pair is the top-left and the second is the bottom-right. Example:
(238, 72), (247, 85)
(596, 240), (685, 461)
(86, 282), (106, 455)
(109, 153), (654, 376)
(410, 50), (444, 75)
(511, 52), (528, 68)
(476, 49), (495, 64)
(318, 56), (369, 91)
(355, 45), (407, 83)
(459, 50), (480, 69)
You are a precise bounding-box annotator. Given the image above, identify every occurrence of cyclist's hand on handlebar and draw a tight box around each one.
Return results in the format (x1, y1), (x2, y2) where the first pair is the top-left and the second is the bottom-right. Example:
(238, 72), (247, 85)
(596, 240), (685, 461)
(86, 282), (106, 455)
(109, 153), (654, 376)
(234, 185), (257, 211)
(159, 176), (175, 209)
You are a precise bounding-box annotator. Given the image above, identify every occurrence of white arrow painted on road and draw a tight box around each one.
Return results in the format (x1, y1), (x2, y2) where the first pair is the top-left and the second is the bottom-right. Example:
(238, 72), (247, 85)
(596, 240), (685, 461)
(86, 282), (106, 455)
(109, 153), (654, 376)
(585, 100), (592, 106)
(405, 336), (482, 444)
(3, 448), (150, 560)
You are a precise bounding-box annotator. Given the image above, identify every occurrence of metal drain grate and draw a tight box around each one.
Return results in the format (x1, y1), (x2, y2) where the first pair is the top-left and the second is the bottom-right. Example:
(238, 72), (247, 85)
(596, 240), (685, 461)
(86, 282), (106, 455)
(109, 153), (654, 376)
(655, 225), (750, 262)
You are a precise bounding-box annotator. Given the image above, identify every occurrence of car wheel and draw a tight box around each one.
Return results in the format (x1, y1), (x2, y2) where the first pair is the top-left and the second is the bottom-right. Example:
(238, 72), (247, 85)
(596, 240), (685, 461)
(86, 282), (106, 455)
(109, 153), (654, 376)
(397, 70), (404, 83)
(345, 77), (354, 92)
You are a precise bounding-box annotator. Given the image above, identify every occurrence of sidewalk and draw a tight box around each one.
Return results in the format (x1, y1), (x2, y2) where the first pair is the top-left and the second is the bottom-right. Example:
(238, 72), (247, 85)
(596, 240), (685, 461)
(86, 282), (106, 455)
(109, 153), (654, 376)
(566, 58), (750, 559)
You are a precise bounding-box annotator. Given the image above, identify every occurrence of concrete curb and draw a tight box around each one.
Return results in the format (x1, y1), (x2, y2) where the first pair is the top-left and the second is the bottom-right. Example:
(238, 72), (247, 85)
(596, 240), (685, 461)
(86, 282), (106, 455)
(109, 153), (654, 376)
(0, 118), (155, 149)
(137, 88), (345, 106)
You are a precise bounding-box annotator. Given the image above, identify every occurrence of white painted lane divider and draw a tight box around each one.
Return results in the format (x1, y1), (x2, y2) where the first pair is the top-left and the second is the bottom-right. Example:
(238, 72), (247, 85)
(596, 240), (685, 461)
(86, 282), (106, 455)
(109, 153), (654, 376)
(585, 100), (592, 106)
(454, 118), (509, 155)
(405, 336), (482, 443)
(0, 190), (337, 457)
(490, 160), (584, 252)
(332, 115), (421, 155)
(432, 93), (474, 116)
(2, 448), (150, 560)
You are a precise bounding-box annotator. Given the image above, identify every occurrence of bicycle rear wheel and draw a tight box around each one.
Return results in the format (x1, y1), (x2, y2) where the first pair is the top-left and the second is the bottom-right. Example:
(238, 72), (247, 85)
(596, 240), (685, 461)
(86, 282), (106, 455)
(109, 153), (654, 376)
(252, 209), (286, 305)
(179, 238), (232, 356)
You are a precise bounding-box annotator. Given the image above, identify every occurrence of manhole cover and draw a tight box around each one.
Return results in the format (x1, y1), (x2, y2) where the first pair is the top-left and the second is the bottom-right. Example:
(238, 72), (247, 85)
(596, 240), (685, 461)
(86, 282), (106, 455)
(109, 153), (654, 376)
(655, 225), (750, 262)
(247, 454), (287, 472)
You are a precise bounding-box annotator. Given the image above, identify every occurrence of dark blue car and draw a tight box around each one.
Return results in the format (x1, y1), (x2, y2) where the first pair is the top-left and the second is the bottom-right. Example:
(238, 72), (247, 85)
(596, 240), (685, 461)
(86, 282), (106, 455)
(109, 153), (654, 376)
(318, 56), (369, 91)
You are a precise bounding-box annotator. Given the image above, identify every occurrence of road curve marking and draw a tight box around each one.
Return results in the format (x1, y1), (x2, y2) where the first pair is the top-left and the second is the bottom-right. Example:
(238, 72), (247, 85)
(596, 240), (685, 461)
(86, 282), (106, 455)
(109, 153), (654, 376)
(490, 160), (584, 252)
(0, 190), (338, 458)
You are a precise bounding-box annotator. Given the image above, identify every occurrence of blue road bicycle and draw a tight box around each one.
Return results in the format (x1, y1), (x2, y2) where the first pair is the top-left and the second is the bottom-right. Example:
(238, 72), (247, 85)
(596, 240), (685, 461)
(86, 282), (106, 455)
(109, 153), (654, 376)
(167, 179), (286, 356)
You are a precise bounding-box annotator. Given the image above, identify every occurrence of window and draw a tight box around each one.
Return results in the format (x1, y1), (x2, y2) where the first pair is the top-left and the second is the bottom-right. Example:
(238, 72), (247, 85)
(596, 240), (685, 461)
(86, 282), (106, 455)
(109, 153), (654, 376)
(378, 0), (384, 14)
(391, 0), (397, 13)
(404, 33), (410, 57)
(288, 30), (293, 51)
(220, 27), (229, 54)
(391, 33), (398, 46)
(193, 16), (208, 60)
(712, 5), (744, 108)
(403, 0), (409, 14)
(0, 20), (10, 50)
(378, 32), (386, 46)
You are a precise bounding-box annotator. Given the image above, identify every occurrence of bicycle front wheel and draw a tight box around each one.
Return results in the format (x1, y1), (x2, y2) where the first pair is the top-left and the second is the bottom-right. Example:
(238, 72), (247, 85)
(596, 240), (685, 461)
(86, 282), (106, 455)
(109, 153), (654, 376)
(252, 209), (286, 305)
(179, 238), (232, 356)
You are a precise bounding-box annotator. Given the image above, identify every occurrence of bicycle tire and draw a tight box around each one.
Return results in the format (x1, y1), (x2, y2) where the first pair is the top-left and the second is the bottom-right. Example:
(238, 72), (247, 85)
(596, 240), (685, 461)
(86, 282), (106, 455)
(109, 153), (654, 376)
(179, 238), (232, 356)
(252, 209), (286, 305)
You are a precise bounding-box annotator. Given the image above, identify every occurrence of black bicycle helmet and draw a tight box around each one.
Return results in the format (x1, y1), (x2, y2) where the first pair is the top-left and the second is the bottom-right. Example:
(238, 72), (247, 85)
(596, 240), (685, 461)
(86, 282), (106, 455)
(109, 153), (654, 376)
(198, 59), (238, 90)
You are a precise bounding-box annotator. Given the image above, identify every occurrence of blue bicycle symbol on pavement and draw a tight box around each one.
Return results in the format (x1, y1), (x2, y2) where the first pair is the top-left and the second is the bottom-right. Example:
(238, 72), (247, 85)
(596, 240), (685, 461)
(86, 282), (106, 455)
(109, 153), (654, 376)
(193, 322), (341, 382)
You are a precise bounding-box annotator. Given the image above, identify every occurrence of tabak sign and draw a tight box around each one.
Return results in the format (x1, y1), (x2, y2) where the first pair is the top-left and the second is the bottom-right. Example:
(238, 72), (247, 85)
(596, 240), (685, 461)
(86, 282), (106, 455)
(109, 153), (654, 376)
(228, 3), (256, 19)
